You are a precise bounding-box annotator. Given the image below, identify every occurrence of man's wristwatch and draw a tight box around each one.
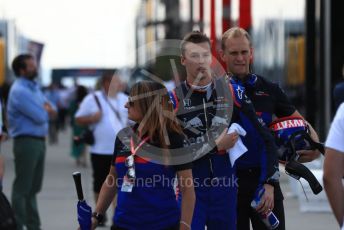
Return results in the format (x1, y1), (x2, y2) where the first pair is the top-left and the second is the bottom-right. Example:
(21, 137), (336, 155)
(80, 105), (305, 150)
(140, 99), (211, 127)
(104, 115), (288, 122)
(92, 212), (104, 224)
(264, 179), (278, 187)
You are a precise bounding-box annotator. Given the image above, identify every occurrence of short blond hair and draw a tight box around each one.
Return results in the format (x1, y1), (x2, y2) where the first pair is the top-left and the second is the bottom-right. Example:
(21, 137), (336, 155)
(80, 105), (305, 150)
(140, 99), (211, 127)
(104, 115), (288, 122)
(221, 27), (252, 50)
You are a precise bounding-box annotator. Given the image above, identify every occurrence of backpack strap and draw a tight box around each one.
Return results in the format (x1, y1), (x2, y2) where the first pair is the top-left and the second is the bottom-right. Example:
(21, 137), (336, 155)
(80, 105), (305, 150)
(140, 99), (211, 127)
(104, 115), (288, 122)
(93, 94), (102, 111)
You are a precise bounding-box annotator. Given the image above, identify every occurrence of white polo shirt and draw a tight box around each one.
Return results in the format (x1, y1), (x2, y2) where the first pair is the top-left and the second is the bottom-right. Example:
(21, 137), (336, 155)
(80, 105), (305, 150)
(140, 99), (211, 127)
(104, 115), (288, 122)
(75, 90), (128, 155)
(326, 103), (344, 153)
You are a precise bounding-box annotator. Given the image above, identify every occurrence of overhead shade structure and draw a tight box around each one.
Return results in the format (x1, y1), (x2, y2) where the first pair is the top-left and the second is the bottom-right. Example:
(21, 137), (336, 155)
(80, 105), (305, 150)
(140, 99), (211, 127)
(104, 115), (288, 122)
(210, 0), (216, 56)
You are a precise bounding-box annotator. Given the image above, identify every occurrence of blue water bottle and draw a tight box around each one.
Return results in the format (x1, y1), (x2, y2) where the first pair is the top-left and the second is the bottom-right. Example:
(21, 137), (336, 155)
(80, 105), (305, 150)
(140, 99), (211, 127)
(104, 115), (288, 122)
(251, 186), (280, 229)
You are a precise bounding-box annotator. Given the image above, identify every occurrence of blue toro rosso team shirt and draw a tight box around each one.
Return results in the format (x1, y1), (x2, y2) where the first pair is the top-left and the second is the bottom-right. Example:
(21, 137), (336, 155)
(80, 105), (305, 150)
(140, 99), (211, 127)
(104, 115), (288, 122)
(112, 126), (191, 230)
(230, 74), (294, 199)
(169, 78), (239, 230)
(231, 74), (295, 170)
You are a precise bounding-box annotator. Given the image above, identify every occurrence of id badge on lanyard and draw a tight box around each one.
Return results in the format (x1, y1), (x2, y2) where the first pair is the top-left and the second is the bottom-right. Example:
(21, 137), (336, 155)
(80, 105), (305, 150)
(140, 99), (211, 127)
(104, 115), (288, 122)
(121, 136), (149, 193)
(121, 176), (134, 192)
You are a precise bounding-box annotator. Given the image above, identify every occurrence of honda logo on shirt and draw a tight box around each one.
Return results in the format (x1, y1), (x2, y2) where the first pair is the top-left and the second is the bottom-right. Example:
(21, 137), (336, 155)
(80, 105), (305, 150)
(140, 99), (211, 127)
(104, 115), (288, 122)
(183, 99), (191, 107)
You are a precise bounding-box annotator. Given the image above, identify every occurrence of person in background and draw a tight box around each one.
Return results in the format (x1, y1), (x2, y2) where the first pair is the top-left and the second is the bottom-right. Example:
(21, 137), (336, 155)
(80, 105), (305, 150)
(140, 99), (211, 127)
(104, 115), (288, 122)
(44, 83), (60, 144)
(57, 84), (72, 131)
(220, 27), (320, 230)
(0, 98), (7, 191)
(0, 95), (16, 230)
(0, 155), (4, 192)
(69, 85), (89, 167)
(75, 71), (128, 226)
(324, 102), (344, 229)
(7, 54), (56, 230)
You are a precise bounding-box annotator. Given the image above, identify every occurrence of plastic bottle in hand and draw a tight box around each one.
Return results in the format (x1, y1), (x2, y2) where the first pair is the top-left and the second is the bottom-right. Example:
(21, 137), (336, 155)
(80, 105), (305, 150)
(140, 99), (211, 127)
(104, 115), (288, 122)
(251, 186), (279, 229)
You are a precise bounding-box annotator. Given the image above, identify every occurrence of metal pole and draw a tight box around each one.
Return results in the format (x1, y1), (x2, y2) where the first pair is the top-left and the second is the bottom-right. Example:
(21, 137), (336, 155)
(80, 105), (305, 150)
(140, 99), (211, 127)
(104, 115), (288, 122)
(305, 0), (316, 126)
(190, 0), (194, 31)
(222, 0), (231, 32)
(324, 0), (331, 134)
(239, 0), (252, 32)
(210, 0), (216, 56)
(199, 0), (204, 32)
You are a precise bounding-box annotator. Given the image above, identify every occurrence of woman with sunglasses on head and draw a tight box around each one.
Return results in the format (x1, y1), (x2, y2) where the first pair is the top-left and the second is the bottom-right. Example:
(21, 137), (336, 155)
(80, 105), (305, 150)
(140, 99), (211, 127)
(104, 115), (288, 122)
(90, 81), (195, 230)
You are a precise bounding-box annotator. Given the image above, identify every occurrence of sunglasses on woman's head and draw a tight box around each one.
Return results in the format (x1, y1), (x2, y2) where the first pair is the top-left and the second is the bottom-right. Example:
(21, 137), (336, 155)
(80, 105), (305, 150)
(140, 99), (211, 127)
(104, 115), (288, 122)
(128, 97), (134, 107)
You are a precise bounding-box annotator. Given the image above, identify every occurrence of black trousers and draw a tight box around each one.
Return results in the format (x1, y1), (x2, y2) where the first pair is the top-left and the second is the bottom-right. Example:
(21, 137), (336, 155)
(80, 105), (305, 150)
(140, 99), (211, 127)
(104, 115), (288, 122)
(236, 167), (285, 230)
(91, 154), (113, 193)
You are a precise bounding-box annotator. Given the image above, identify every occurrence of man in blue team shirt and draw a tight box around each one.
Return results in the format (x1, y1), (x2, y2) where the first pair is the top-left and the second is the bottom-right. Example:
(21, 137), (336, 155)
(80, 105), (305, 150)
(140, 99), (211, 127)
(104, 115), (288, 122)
(220, 27), (320, 230)
(7, 54), (56, 230)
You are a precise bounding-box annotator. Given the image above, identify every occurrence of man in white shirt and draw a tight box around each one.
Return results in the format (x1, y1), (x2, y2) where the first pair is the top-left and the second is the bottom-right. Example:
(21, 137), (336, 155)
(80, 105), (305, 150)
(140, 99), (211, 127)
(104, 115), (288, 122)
(75, 71), (128, 226)
(324, 103), (344, 229)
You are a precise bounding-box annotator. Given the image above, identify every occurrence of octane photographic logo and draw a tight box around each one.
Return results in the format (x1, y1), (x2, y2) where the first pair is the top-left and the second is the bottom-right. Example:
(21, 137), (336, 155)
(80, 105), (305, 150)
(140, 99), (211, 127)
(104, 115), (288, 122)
(112, 39), (234, 165)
